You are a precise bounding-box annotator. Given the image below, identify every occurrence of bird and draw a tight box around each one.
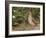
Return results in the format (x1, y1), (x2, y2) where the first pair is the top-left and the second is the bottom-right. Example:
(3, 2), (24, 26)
(28, 11), (37, 27)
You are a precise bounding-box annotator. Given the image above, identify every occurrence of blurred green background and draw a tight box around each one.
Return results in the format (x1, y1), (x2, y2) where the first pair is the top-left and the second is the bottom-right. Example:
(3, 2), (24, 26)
(12, 7), (40, 27)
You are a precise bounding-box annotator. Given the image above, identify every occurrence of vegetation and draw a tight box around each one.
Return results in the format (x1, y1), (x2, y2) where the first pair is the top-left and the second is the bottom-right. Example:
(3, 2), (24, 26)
(12, 7), (40, 31)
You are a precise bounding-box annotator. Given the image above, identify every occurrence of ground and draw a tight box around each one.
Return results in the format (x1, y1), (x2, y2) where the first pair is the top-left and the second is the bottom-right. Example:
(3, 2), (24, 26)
(12, 23), (40, 31)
